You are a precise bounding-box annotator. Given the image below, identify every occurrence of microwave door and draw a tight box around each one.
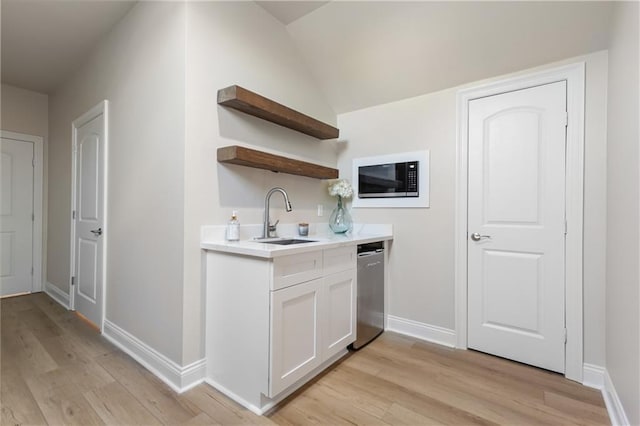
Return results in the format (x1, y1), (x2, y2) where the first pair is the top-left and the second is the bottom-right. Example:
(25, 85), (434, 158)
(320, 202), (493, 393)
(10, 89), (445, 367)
(394, 162), (408, 192)
(358, 163), (407, 198)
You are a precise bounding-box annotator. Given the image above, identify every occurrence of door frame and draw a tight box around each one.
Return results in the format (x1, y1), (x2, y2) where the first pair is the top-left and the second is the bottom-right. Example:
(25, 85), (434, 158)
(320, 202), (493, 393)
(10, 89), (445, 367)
(69, 100), (109, 331)
(454, 63), (585, 382)
(1, 130), (44, 293)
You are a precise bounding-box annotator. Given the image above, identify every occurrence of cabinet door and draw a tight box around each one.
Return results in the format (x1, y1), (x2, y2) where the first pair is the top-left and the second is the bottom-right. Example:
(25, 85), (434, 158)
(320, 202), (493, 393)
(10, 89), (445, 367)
(323, 269), (357, 360)
(269, 278), (322, 397)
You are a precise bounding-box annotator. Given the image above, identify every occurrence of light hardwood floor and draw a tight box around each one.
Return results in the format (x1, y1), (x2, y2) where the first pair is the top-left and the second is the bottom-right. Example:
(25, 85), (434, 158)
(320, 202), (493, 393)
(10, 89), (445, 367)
(1, 293), (609, 425)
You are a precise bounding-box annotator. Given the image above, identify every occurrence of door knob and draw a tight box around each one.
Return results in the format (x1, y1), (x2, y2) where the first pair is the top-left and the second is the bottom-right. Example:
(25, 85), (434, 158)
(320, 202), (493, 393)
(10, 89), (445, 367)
(90, 228), (102, 236)
(470, 232), (491, 241)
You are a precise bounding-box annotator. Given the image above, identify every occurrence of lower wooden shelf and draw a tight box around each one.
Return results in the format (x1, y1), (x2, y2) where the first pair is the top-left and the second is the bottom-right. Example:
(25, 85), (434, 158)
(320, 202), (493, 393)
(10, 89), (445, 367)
(217, 145), (338, 180)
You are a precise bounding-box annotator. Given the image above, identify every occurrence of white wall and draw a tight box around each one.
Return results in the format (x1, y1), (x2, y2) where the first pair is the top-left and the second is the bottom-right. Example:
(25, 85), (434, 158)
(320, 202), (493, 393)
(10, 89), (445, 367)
(337, 51), (609, 367)
(1, 84), (48, 137)
(1, 84), (49, 292)
(48, 2), (187, 363)
(46, 0), (338, 368)
(183, 1), (338, 364)
(605, 1), (639, 424)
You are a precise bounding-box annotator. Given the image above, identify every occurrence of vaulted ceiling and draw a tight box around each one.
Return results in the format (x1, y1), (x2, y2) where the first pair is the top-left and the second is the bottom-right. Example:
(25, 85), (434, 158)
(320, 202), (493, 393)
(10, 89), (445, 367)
(1, 1), (614, 114)
(285, 1), (614, 113)
(256, 1), (329, 25)
(1, 0), (136, 94)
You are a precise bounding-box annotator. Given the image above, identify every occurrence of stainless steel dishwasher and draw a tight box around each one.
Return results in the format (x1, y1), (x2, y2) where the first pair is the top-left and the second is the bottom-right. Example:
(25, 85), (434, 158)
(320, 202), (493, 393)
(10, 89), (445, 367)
(351, 241), (384, 349)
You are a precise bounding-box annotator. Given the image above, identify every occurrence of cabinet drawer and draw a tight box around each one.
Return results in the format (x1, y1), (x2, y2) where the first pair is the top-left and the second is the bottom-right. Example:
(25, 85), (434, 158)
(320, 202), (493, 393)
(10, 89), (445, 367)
(272, 251), (323, 290)
(323, 246), (356, 276)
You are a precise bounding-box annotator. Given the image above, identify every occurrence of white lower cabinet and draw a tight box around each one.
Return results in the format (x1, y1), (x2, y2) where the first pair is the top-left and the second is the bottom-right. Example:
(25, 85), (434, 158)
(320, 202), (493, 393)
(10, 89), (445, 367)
(269, 278), (323, 397)
(269, 267), (356, 397)
(205, 246), (357, 413)
(322, 269), (356, 360)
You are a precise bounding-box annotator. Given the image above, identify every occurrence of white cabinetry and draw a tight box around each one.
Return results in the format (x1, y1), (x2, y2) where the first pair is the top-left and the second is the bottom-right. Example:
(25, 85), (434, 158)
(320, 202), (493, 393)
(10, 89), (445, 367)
(269, 278), (322, 397)
(272, 251), (322, 290)
(205, 246), (356, 414)
(323, 269), (356, 360)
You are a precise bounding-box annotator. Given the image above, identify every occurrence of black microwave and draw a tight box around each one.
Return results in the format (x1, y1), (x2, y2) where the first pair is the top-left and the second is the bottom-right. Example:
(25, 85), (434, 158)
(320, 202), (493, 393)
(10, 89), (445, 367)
(358, 161), (419, 198)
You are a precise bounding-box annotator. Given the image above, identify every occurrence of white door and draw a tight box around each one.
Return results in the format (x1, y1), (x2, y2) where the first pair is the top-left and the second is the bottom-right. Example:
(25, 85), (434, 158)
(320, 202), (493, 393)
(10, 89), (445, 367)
(323, 269), (356, 360)
(0, 138), (34, 297)
(73, 110), (106, 329)
(269, 278), (322, 397)
(467, 81), (567, 373)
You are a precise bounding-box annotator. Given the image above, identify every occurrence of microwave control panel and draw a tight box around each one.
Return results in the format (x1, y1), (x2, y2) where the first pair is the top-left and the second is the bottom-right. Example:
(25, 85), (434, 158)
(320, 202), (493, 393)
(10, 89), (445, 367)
(407, 161), (419, 195)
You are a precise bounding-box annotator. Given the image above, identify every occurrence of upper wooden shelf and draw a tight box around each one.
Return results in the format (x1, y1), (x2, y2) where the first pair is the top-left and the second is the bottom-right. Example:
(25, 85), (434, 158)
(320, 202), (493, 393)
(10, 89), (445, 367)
(217, 85), (339, 140)
(217, 145), (338, 180)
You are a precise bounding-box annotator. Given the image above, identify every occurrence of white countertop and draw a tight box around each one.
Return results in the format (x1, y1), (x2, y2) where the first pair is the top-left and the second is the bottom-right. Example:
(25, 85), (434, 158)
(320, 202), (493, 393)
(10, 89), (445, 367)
(201, 223), (393, 258)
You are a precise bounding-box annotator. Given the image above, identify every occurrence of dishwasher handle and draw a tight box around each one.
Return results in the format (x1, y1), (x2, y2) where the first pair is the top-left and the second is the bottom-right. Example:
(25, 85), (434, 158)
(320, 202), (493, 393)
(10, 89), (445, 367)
(357, 248), (384, 257)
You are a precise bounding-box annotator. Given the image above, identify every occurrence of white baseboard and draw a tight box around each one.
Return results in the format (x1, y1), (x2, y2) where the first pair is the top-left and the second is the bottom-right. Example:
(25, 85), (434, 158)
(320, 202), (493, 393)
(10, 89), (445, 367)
(603, 370), (631, 426)
(386, 315), (456, 348)
(44, 281), (70, 309)
(582, 363), (605, 389)
(103, 319), (205, 393)
(205, 378), (266, 415)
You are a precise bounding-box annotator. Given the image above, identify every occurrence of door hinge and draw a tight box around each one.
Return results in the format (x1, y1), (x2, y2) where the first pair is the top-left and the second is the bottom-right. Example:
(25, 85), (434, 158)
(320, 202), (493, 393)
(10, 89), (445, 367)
(564, 220), (568, 235)
(564, 328), (568, 344)
(71, 276), (76, 286)
(32, 213), (35, 222)
(564, 111), (568, 127)
(31, 267), (34, 276)
(72, 210), (76, 220)
(32, 156), (35, 167)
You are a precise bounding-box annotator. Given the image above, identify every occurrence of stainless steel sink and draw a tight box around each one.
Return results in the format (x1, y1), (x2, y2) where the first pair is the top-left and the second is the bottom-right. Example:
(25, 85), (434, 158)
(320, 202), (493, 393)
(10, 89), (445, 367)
(257, 238), (317, 245)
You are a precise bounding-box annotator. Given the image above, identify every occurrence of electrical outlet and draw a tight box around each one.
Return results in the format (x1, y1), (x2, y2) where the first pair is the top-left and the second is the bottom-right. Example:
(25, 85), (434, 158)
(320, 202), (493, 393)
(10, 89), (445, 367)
(317, 204), (323, 217)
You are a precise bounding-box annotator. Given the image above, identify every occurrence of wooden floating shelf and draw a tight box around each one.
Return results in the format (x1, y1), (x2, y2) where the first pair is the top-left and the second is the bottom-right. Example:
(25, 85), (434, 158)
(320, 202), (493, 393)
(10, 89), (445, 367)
(217, 145), (338, 180)
(217, 85), (339, 140)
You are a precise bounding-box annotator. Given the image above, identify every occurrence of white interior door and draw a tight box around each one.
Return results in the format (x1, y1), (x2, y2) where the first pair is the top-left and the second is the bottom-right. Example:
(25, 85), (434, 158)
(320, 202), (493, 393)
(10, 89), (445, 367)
(467, 81), (567, 373)
(0, 138), (34, 297)
(73, 109), (106, 329)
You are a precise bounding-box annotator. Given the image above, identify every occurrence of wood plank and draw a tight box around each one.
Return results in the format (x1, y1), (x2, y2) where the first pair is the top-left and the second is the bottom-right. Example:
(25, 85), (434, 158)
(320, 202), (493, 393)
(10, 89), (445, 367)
(0, 366), (48, 425)
(382, 402), (446, 426)
(38, 334), (97, 369)
(298, 382), (390, 425)
(31, 291), (69, 318)
(2, 327), (59, 378)
(543, 391), (611, 425)
(19, 306), (65, 340)
(84, 381), (162, 425)
(95, 351), (198, 424)
(25, 375), (107, 426)
(25, 362), (115, 395)
(217, 85), (339, 140)
(325, 364), (498, 426)
(56, 317), (117, 358)
(182, 412), (220, 425)
(0, 293), (37, 312)
(217, 145), (339, 179)
(310, 371), (391, 418)
(356, 341), (598, 425)
(411, 340), (606, 408)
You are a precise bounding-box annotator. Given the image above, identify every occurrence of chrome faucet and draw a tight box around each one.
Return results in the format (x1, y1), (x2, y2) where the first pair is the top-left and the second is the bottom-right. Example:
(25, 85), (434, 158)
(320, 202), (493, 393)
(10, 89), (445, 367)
(262, 187), (292, 239)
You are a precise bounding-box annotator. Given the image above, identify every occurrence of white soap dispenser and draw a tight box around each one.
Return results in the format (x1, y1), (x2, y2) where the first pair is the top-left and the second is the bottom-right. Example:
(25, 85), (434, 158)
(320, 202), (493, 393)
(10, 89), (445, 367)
(226, 211), (240, 241)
